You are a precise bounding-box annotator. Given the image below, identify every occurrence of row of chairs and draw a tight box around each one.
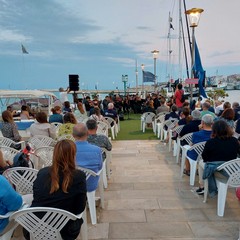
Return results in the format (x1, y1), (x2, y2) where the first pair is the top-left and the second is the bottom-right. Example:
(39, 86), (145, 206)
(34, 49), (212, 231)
(164, 122), (240, 217)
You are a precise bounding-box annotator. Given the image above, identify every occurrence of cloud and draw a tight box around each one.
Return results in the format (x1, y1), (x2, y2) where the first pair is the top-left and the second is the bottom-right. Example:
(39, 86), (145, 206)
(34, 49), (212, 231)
(0, 28), (31, 42)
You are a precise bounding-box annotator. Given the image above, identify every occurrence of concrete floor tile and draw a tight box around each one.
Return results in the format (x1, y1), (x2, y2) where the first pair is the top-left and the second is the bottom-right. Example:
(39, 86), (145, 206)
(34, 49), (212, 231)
(145, 209), (208, 222)
(109, 222), (194, 239)
(106, 199), (160, 210)
(87, 223), (109, 240)
(100, 210), (146, 223)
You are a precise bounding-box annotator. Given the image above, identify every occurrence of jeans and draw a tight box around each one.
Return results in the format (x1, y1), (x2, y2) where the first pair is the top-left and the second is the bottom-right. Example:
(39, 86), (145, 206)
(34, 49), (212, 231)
(202, 161), (228, 197)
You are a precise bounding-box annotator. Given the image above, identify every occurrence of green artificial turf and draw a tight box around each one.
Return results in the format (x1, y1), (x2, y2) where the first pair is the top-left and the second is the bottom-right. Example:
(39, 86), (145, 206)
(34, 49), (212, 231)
(115, 113), (158, 141)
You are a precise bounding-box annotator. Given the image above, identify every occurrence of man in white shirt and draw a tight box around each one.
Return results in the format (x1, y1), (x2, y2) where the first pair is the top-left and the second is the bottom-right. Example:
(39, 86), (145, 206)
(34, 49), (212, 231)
(59, 87), (70, 104)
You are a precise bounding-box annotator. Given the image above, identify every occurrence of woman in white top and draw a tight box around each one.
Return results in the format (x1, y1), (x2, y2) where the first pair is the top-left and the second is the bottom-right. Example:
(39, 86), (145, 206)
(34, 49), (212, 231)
(29, 112), (56, 139)
(91, 107), (105, 122)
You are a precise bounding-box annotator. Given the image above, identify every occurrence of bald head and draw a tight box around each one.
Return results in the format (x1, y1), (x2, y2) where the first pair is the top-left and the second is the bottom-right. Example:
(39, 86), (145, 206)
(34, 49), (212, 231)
(72, 123), (88, 140)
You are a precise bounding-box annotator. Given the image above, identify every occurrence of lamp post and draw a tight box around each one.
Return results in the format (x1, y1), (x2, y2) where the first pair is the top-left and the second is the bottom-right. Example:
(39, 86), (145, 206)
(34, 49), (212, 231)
(135, 60), (138, 94)
(185, 8), (204, 100)
(122, 75), (128, 96)
(141, 64), (144, 94)
(151, 50), (159, 92)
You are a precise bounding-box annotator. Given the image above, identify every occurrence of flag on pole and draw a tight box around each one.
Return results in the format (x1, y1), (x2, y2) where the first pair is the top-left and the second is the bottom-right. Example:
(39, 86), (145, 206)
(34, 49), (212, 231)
(21, 44), (29, 54)
(142, 71), (155, 83)
(193, 38), (208, 98)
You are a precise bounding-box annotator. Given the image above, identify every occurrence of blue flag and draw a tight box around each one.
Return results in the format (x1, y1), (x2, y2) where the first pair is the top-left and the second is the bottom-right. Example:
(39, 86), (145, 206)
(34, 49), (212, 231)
(143, 71), (155, 83)
(193, 38), (208, 98)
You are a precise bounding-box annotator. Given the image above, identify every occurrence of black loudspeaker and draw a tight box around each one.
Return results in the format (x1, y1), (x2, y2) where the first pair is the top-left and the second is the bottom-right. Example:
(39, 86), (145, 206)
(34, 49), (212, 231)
(69, 74), (79, 91)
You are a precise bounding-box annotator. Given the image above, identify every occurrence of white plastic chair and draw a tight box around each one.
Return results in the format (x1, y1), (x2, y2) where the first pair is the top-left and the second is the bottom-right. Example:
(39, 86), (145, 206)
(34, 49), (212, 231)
(57, 134), (75, 142)
(34, 146), (54, 169)
(104, 117), (116, 140)
(141, 112), (156, 133)
(0, 136), (26, 150)
(50, 122), (63, 137)
(203, 158), (240, 217)
(3, 167), (38, 195)
(153, 112), (168, 135)
(0, 146), (19, 163)
(28, 135), (56, 150)
(97, 121), (108, 137)
(9, 207), (88, 240)
(162, 119), (178, 141)
(77, 166), (104, 225)
(101, 148), (112, 188)
(169, 125), (184, 153)
(186, 141), (206, 186)
(154, 113), (167, 138)
(176, 132), (193, 164)
(0, 212), (18, 240)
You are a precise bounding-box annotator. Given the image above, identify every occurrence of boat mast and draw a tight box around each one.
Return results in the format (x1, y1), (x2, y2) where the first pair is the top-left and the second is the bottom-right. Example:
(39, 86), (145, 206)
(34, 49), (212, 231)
(167, 12), (173, 84)
(178, 0), (182, 81)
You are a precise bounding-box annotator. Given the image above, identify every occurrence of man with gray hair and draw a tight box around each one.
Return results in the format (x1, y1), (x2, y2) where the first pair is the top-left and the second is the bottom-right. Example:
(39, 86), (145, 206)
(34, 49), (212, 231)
(73, 123), (103, 192)
(200, 101), (216, 119)
(184, 114), (213, 181)
(179, 109), (202, 138)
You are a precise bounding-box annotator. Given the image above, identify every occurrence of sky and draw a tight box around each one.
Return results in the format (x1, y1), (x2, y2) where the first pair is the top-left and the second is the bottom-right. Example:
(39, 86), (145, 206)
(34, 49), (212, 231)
(0, 0), (239, 91)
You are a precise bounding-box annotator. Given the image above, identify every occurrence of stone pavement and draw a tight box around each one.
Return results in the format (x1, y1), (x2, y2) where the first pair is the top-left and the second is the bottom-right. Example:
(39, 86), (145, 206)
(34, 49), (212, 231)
(86, 140), (240, 240)
(12, 140), (240, 239)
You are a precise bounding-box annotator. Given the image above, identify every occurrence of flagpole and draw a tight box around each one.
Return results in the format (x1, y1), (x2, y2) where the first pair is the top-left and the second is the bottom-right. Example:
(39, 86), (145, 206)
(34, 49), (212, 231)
(135, 59), (138, 94)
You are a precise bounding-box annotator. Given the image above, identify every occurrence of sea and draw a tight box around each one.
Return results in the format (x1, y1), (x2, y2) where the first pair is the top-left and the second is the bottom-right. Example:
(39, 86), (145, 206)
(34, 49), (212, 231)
(220, 90), (240, 105)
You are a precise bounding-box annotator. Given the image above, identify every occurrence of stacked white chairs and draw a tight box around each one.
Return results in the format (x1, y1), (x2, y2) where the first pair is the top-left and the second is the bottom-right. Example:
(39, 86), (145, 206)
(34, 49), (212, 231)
(203, 158), (240, 217)
(97, 121), (108, 137)
(176, 132), (193, 164)
(169, 125), (184, 153)
(141, 112), (156, 133)
(184, 141), (206, 186)
(77, 166), (104, 225)
(0, 146), (19, 163)
(57, 134), (75, 142)
(9, 207), (88, 240)
(0, 136), (26, 150)
(28, 135), (56, 150)
(50, 122), (63, 137)
(101, 148), (112, 188)
(104, 117), (117, 140)
(34, 146), (54, 169)
(154, 113), (168, 138)
(162, 119), (178, 141)
(3, 167), (38, 195)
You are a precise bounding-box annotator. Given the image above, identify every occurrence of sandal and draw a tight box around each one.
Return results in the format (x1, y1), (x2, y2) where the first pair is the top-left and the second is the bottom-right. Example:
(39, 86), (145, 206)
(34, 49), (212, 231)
(183, 169), (190, 176)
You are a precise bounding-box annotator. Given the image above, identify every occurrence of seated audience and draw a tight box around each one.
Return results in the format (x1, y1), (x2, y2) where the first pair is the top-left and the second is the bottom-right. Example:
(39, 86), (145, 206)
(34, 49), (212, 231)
(142, 101), (156, 114)
(29, 112), (56, 139)
(0, 150), (11, 174)
(73, 123), (103, 192)
(49, 106), (63, 123)
(74, 99), (87, 121)
(232, 102), (240, 121)
(24, 139), (86, 240)
(178, 107), (192, 126)
(201, 120), (240, 197)
(20, 105), (30, 120)
(200, 102), (216, 119)
(58, 112), (77, 137)
(0, 165), (23, 233)
(179, 109), (202, 139)
(86, 119), (112, 153)
(184, 114), (213, 177)
(156, 98), (169, 114)
(1, 110), (22, 147)
(104, 103), (118, 122)
(91, 107), (105, 122)
(63, 101), (72, 114)
(218, 108), (235, 129)
(217, 101), (231, 117)
(165, 105), (179, 121)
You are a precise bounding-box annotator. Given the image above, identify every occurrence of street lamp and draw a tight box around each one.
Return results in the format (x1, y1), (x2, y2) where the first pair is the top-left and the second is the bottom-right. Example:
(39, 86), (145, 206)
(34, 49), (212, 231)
(151, 49), (159, 92)
(141, 64), (145, 94)
(185, 8), (204, 100)
(122, 75), (128, 96)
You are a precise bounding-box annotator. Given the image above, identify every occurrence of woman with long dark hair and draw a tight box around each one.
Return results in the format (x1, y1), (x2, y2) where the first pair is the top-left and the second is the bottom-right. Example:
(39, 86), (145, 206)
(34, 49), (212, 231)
(202, 120), (240, 197)
(25, 140), (86, 239)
